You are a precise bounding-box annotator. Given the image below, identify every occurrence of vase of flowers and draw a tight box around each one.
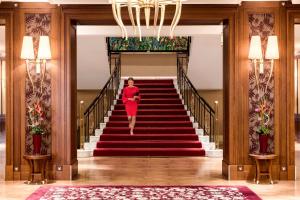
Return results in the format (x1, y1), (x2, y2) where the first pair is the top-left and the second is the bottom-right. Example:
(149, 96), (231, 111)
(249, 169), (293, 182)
(28, 101), (45, 154)
(255, 99), (271, 154)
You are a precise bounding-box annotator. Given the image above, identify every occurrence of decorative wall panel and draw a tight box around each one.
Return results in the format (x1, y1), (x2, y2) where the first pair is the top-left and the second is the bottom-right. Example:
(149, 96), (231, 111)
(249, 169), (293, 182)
(248, 13), (275, 154)
(108, 37), (190, 52)
(25, 14), (51, 154)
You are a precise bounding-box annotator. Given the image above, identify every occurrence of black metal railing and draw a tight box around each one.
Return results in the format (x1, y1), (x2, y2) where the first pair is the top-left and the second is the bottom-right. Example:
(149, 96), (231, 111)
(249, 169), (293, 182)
(177, 54), (216, 142)
(83, 54), (121, 143)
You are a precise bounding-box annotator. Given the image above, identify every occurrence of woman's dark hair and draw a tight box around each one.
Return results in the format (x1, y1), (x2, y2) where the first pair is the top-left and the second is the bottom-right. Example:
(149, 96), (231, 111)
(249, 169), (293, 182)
(128, 77), (134, 81)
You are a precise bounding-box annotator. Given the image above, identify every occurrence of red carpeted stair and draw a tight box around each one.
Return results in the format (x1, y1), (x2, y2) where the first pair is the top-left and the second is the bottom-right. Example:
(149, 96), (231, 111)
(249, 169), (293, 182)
(93, 79), (205, 156)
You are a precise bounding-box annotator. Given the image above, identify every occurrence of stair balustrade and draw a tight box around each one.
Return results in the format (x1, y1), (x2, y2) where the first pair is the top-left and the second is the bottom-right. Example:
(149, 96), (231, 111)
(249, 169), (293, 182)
(177, 55), (216, 143)
(83, 54), (121, 143)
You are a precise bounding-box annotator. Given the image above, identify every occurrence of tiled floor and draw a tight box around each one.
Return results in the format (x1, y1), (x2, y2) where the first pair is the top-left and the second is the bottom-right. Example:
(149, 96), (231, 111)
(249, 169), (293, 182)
(0, 141), (299, 199)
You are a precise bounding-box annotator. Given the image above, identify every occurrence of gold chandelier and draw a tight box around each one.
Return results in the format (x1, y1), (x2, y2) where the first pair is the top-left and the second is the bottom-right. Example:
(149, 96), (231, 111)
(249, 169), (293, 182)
(110, 0), (184, 41)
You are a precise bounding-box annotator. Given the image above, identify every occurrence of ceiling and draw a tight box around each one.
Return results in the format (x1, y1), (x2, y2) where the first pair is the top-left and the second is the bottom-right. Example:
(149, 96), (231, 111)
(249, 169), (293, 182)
(0, 0), (299, 5)
(77, 25), (223, 36)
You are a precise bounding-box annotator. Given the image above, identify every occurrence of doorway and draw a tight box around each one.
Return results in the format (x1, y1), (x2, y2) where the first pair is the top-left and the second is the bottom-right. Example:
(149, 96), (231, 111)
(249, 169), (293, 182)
(75, 25), (224, 156)
(61, 5), (236, 179)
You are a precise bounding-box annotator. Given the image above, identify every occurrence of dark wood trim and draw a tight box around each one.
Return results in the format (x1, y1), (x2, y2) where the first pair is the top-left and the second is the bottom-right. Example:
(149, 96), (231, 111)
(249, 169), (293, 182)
(0, 10), (14, 180)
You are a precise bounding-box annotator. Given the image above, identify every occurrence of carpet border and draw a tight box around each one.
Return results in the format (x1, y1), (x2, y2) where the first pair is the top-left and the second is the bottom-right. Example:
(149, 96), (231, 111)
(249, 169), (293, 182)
(26, 185), (262, 200)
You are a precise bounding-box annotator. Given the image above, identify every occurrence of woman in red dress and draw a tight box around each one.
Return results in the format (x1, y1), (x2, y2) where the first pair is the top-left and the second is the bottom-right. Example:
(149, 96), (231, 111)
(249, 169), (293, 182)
(122, 77), (140, 135)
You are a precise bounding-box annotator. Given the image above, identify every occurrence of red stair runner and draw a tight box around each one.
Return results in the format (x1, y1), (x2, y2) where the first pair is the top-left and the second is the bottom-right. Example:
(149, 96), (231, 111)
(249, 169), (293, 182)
(93, 79), (205, 156)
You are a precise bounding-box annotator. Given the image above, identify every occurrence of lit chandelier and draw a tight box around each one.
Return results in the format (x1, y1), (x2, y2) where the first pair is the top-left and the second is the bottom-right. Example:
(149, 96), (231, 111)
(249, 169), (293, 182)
(110, 0), (184, 41)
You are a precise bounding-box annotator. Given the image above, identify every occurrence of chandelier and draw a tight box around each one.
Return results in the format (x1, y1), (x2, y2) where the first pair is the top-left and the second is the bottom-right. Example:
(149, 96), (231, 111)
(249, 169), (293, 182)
(110, 0), (184, 41)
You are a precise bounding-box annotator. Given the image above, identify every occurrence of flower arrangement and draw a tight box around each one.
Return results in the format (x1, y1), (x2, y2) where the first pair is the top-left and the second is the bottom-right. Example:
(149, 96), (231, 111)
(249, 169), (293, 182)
(255, 98), (272, 135)
(28, 101), (46, 135)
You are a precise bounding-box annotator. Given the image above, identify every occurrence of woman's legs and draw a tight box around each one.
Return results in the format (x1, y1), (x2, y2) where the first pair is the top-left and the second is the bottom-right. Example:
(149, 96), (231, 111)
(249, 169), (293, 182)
(128, 116), (133, 135)
(130, 116), (136, 135)
(128, 116), (132, 127)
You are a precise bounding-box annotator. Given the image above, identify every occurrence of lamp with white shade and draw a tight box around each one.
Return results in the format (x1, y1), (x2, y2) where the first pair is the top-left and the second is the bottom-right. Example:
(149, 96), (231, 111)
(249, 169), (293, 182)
(248, 35), (279, 95)
(37, 36), (52, 60)
(21, 36), (35, 60)
(265, 35), (279, 62)
(21, 35), (51, 93)
(248, 35), (264, 74)
(248, 35), (279, 74)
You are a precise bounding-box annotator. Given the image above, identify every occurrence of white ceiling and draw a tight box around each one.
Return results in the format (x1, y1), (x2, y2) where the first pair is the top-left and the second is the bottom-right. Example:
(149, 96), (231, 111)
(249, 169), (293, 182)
(77, 25), (223, 36)
(0, 0), (299, 5)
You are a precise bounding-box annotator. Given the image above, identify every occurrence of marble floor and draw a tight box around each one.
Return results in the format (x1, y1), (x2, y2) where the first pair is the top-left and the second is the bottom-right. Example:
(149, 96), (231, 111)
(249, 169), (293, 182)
(0, 154), (299, 200)
(0, 142), (299, 199)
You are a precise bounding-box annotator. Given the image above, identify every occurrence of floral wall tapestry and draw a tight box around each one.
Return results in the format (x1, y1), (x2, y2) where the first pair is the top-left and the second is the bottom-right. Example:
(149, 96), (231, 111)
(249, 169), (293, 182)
(108, 37), (190, 52)
(25, 14), (52, 155)
(248, 13), (275, 154)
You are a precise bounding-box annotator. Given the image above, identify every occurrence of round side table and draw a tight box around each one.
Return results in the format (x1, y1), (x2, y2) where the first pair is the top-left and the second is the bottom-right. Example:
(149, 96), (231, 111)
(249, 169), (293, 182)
(23, 154), (51, 185)
(249, 154), (277, 184)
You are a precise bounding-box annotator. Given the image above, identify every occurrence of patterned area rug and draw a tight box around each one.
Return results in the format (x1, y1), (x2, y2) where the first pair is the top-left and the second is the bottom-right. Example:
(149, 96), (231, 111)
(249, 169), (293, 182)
(26, 185), (261, 200)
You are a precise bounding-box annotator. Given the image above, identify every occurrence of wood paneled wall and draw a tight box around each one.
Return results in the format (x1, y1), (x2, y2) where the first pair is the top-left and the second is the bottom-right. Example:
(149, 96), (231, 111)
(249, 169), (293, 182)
(0, 2), (296, 180)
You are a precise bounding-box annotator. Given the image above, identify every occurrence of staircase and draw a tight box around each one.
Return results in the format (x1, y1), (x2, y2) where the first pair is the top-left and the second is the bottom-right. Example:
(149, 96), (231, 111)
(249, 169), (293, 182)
(92, 79), (207, 156)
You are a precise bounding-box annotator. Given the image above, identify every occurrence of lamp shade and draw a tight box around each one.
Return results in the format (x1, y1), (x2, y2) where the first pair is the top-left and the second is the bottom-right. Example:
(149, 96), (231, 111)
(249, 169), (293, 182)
(37, 36), (51, 60)
(265, 35), (279, 60)
(248, 35), (263, 60)
(21, 36), (35, 60)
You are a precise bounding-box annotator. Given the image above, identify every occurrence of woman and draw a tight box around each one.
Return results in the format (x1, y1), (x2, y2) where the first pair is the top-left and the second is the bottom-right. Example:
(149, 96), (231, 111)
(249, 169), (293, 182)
(122, 77), (140, 135)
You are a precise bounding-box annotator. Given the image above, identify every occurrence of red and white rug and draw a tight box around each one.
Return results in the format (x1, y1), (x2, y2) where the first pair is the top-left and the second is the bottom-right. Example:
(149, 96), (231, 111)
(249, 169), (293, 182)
(26, 185), (261, 200)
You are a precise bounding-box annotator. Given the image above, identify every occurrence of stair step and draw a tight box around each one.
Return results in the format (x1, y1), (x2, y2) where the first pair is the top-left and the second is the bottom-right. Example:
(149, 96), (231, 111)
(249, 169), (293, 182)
(111, 109), (187, 115)
(119, 93), (180, 99)
(92, 79), (206, 157)
(124, 79), (174, 84)
(106, 121), (193, 127)
(121, 88), (178, 94)
(114, 104), (184, 110)
(109, 115), (191, 121)
(116, 99), (182, 104)
(96, 141), (202, 148)
(93, 148), (205, 156)
(123, 83), (174, 88)
(99, 134), (199, 141)
(103, 127), (196, 134)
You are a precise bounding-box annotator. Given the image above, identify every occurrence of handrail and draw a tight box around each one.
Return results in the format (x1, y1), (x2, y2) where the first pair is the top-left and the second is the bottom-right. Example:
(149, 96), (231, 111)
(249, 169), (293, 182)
(177, 54), (216, 142)
(83, 54), (121, 143)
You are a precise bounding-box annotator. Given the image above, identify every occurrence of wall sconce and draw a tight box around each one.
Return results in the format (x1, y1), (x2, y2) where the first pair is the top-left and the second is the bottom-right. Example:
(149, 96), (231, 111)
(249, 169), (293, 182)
(248, 35), (279, 74)
(21, 36), (51, 93)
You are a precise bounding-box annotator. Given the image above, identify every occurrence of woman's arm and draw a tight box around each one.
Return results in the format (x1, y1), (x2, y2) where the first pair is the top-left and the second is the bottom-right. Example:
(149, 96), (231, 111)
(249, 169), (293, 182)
(134, 87), (141, 103)
(122, 88), (129, 104)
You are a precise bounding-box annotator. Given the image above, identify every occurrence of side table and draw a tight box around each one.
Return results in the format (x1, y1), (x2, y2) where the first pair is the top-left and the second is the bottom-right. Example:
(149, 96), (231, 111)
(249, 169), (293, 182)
(249, 154), (277, 184)
(23, 154), (51, 184)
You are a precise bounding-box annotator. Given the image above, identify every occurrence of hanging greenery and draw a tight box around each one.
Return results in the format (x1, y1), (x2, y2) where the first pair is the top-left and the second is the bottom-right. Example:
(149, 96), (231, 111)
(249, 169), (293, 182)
(108, 37), (190, 52)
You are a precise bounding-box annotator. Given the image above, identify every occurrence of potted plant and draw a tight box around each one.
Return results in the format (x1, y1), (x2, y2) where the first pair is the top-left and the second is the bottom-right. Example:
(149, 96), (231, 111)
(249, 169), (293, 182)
(28, 101), (45, 154)
(255, 98), (271, 154)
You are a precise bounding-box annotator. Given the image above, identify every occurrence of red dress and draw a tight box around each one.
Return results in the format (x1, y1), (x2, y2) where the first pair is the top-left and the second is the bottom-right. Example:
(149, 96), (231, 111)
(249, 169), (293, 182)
(122, 86), (140, 116)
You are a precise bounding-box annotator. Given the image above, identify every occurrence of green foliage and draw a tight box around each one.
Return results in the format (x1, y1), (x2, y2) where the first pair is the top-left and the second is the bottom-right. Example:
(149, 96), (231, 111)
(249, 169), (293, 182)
(108, 37), (189, 52)
(31, 125), (44, 135)
(257, 125), (270, 135)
